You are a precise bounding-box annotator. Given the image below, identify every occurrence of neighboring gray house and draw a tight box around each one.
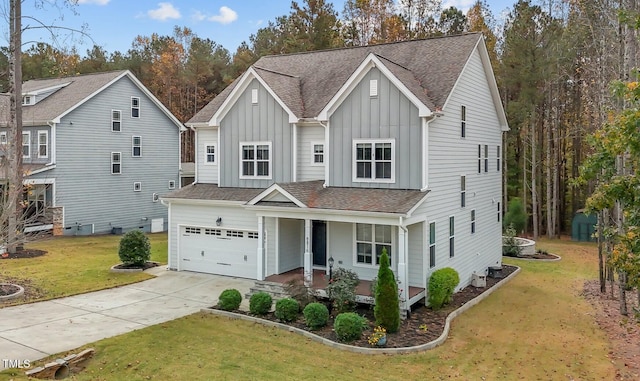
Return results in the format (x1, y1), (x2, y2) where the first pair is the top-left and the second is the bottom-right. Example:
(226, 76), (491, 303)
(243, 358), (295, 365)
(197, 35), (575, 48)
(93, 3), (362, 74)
(0, 70), (184, 235)
(163, 33), (509, 313)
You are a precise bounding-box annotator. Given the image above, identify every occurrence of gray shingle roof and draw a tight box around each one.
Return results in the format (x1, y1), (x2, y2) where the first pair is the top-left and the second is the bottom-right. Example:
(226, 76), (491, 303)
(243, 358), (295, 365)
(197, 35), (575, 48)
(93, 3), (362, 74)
(188, 33), (481, 124)
(163, 183), (263, 202)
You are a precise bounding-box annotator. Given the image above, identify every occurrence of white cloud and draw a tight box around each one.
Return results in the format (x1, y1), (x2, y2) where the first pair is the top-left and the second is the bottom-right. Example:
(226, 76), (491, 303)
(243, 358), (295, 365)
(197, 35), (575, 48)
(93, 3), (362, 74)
(441, 0), (475, 12)
(77, 0), (110, 4)
(209, 6), (238, 24)
(192, 10), (206, 22)
(148, 2), (181, 21)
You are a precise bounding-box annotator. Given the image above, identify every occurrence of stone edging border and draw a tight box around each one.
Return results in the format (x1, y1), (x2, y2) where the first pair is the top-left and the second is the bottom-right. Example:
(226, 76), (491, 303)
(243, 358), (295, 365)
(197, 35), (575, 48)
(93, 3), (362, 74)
(0, 283), (25, 301)
(201, 266), (521, 355)
(506, 253), (561, 262)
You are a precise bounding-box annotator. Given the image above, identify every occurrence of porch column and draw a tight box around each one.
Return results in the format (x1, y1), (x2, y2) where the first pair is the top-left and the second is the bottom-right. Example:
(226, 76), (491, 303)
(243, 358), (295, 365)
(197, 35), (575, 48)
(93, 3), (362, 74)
(256, 216), (265, 281)
(304, 219), (312, 287)
(397, 226), (409, 312)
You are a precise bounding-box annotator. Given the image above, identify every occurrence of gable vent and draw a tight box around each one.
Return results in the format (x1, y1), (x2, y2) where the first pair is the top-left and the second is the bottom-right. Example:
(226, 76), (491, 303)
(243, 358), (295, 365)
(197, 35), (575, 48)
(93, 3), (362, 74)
(251, 89), (258, 104)
(369, 79), (378, 97)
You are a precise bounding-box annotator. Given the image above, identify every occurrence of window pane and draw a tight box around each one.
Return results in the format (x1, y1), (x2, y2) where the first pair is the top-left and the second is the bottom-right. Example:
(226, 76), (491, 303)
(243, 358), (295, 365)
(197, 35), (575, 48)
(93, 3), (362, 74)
(430, 246), (436, 268)
(207, 146), (215, 154)
(257, 145), (269, 160)
(356, 143), (371, 160)
(257, 161), (269, 176)
(376, 244), (391, 265)
(461, 176), (465, 190)
(242, 161), (254, 176)
(242, 146), (254, 160)
(314, 144), (323, 154)
(112, 122), (121, 131)
(356, 162), (371, 178)
(429, 222), (436, 243)
(112, 153), (120, 162)
(113, 164), (120, 173)
(356, 223), (372, 241)
(357, 242), (372, 264)
(131, 108), (139, 118)
(133, 147), (141, 156)
(133, 137), (141, 145)
(449, 217), (454, 235)
(375, 143), (392, 160)
(375, 162), (392, 179)
(375, 225), (391, 244)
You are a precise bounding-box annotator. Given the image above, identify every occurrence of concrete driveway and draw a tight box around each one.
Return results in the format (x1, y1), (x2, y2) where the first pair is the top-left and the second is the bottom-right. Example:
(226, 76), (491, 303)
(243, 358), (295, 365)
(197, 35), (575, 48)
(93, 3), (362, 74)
(0, 267), (253, 369)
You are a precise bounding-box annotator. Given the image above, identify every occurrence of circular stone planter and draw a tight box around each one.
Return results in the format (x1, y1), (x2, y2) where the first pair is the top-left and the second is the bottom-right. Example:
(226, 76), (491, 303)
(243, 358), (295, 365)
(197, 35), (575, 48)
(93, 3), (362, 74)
(0, 283), (25, 301)
(110, 261), (160, 273)
(503, 236), (536, 256)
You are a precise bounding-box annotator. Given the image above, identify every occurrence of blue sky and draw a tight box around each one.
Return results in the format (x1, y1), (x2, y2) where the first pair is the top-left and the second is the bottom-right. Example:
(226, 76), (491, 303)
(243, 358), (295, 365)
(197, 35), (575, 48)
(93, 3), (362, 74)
(18, 0), (515, 56)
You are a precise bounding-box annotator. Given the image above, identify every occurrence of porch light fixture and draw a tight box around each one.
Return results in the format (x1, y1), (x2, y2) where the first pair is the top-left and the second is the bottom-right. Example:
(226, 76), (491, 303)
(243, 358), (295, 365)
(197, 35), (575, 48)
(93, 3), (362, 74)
(328, 256), (335, 281)
(216, 217), (222, 226)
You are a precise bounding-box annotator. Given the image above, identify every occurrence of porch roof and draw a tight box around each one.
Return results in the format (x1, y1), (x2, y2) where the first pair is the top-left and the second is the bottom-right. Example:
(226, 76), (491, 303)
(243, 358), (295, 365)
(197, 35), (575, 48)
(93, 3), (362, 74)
(257, 180), (429, 215)
(163, 182), (263, 202)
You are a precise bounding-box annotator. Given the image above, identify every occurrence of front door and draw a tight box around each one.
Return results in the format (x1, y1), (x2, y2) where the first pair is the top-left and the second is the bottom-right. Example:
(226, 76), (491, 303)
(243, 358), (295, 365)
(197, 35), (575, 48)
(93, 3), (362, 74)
(312, 220), (327, 267)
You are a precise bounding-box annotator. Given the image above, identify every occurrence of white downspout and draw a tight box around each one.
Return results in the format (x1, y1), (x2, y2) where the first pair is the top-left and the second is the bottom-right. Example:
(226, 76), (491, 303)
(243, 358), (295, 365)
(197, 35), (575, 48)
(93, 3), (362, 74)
(292, 123), (297, 182)
(319, 120), (329, 187)
(421, 114), (437, 192)
(398, 217), (409, 313)
(46, 121), (56, 165)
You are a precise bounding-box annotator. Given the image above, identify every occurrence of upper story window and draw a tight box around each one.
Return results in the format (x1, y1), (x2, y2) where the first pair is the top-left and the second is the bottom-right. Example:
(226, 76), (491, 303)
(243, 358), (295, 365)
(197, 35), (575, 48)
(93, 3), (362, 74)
(460, 175), (466, 208)
(353, 139), (394, 183)
(111, 152), (121, 174)
(38, 131), (48, 158)
(355, 223), (392, 267)
(240, 142), (271, 179)
(112, 110), (121, 132)
(461, 105), (466, 138)
(429, 221), (436, 268)
(311, 142), (324, 165)
(22, 95), (34, 106)
(22, 131), (30, 158)
(132, 136), (142, 157)
(477, 145), (482, 174)
(133, 182), (142, 192)
(449, 216), (455, 258)
(206, 145), (216, 164)
(131, 97), (140, 118)
(471, 209), (476, 234)
(497, 202), (501, 223)
(0, 131), (7, 145)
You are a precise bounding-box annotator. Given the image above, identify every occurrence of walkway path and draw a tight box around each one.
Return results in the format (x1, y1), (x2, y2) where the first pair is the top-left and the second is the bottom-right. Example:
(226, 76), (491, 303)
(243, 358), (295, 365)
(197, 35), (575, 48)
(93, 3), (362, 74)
(0, 267), (253, 369)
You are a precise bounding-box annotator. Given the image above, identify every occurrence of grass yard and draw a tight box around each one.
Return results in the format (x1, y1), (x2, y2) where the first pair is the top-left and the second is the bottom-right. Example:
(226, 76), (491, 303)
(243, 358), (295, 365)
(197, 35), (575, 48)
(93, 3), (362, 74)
(0, 237), (618, 380)
(0, 233), (167, 306)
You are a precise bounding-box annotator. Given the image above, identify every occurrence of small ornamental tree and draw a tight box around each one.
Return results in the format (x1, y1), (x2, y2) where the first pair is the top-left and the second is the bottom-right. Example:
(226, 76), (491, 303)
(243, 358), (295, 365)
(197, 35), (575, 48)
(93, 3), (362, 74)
(118, 230), (151, 267)
(503, 197), (527, 234)
(374, 248), (400, 333)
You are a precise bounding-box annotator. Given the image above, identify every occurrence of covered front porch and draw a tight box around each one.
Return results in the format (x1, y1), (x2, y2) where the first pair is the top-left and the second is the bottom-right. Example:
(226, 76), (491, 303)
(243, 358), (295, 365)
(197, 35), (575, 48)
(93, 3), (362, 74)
(264, 268), (426, 307)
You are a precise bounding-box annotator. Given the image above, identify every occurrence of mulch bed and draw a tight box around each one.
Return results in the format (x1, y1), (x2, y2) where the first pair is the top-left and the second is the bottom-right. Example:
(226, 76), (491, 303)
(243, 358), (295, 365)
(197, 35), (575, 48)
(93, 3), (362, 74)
(0, 276), (46, 301)
(112, 261), (160, 270)
(213, 264), (517, 349)
(0, 248), (47, 260)
(504, 252), (559, 260)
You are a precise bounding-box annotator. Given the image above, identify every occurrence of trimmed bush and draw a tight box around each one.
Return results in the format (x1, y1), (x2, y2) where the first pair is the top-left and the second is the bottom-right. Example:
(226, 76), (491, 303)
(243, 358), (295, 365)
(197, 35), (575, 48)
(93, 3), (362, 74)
(303, 302), (329, 330)
(249, 292), (273, 315)
(374, 248), (400, 333)
(334, 312), (368, 342)
(118, 230), (151, 266)
(428, 267), (460, 310)
(218, 289), (242, 311)
(325, 267), (359, 313)
(275, 297), (299, 322)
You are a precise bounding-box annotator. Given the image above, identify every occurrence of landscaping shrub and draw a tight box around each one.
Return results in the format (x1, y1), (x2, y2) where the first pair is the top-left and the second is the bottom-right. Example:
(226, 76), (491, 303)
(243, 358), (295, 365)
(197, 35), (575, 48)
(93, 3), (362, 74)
(118, 230), (151, 266)
(275, 297), (299, 322)
(503, 197), (527, 233)
(303, 302), (329, 330)
(249, 292), (273, 315)
(374, 248), (400, 333)
(325, 267), (359, 313)
(218, 289), (242, 311)
(334, 312), (368, 342)
(502, 224), (522, 257)
(428, 267), (460, 310)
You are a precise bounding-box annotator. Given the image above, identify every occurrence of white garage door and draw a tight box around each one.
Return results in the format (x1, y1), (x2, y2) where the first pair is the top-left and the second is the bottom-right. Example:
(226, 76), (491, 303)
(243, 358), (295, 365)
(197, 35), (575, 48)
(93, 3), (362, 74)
(179, 226), (258, 279)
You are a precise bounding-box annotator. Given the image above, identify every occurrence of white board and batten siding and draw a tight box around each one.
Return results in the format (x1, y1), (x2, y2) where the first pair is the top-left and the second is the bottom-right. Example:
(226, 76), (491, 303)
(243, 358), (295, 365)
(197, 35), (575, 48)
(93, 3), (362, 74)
(421, 46), (503, 290)
(296, 124), (325, 181)
(169, 203), (259, 278)
(278, 218), (304, 273)
(196, 127), (218, 183)
(54, 75), (179, 235)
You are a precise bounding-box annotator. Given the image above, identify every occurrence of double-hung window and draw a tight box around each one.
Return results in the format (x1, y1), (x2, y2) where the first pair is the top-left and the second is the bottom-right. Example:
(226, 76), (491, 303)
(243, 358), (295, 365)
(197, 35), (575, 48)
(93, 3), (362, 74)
(206, 145), (216, 164)
(471, 209), (476, 234)
(111, 152), (121, 174)
(460, 176), (466, 208)
(38, 131), (48, 158)
(461, 105), (466, 137)
(353, 139), (394, 182)
(429, 222), (436, 268)
(22, 132), (30, 158)
(311, 142), (324, 165)
(0, 131), (6, 145)
(240, 142), (271, 179)
(449, 216), (455, 258)
(112, 110), (121, 132)
(355, 224), (392, 266)
(131, 97), (140, 118)
(497, 146), (501, 172)
(484, 145), (489, 173)
(477, 145), (482, 173)
(132, 136), (142, 157)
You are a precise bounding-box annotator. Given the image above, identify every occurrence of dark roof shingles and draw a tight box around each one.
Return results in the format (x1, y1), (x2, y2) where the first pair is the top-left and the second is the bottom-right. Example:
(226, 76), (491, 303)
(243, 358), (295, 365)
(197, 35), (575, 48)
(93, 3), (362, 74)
(163, 183), (263, 202)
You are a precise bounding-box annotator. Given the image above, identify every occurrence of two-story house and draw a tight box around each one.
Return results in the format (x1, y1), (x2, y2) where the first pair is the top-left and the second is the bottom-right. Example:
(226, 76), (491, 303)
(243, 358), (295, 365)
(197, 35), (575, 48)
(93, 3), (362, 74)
(163, 33), (509, 312)
(0, 70), (184, 235)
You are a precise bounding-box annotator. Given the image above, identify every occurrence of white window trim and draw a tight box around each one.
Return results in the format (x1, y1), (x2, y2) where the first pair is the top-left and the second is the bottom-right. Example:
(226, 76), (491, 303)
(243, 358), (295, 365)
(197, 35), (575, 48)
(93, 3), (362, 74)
(133, 182), (142, 192)
(429, 221), (436, 268)
(251, 88), (258, 104)
(352, 139), (395, 183)
(461, 105), (466, 138)
(239, 141), (272, 180)
(168, 180), (176, 190)
(131, 97), (140, 118)
(484, 144), (489, 173)
(22, 95), (34, 106)
(449, 215), (455, 258)
(205, 144), (216, 165)
(477, 144), (482, 174)
(37, 130), (48, 159)
(0, 131), (7, 145)
(22, 131), (30, 159)
(132, 136), (142, 157)
(152, 193), (159, 202)
(471, 209), (476, 234)
(112, 110), (122, 132)
(460, 175), (466, 208)
(352, 223), (394, 269)
(310, 141), (324, 166)
(111, 152), (121, 175)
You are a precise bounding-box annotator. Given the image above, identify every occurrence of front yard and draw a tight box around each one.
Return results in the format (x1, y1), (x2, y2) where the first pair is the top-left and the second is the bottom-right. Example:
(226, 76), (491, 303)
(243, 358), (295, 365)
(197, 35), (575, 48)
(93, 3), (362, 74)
(0, 237), (619, 380)
(0, 233), (167, 306)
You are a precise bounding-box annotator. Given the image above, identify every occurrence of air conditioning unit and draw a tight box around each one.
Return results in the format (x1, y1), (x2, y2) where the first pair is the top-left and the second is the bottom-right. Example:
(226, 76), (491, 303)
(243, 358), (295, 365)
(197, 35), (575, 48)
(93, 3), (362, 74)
(471, 272), (486, 288)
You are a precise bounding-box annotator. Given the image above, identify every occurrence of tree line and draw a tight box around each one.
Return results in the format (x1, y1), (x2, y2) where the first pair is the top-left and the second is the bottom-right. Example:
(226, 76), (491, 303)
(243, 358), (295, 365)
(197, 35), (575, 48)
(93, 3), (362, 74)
(0, 0), (637, 243)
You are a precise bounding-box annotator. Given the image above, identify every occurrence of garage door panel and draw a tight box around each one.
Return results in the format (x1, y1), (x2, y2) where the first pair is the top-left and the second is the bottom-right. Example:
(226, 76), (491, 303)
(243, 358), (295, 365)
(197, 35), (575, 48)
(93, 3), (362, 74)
(179, 226), (257, 279)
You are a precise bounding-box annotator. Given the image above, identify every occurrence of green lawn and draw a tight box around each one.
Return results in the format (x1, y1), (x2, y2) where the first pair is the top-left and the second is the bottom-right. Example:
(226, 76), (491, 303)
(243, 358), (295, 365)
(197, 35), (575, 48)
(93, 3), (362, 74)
(0, 233), (167, 306)
(0, 237), (618, 380)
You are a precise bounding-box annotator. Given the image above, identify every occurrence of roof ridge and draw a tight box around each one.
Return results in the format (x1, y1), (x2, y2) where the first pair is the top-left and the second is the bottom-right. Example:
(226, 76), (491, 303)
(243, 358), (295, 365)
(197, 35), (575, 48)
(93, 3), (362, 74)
(253, 66), (299, 79)
(22, 69), (127, 84)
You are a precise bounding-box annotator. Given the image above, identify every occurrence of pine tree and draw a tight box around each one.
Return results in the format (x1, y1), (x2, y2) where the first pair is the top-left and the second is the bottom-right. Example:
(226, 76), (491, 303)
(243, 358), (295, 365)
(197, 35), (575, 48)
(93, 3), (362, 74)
(374, 248), (400, 333)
